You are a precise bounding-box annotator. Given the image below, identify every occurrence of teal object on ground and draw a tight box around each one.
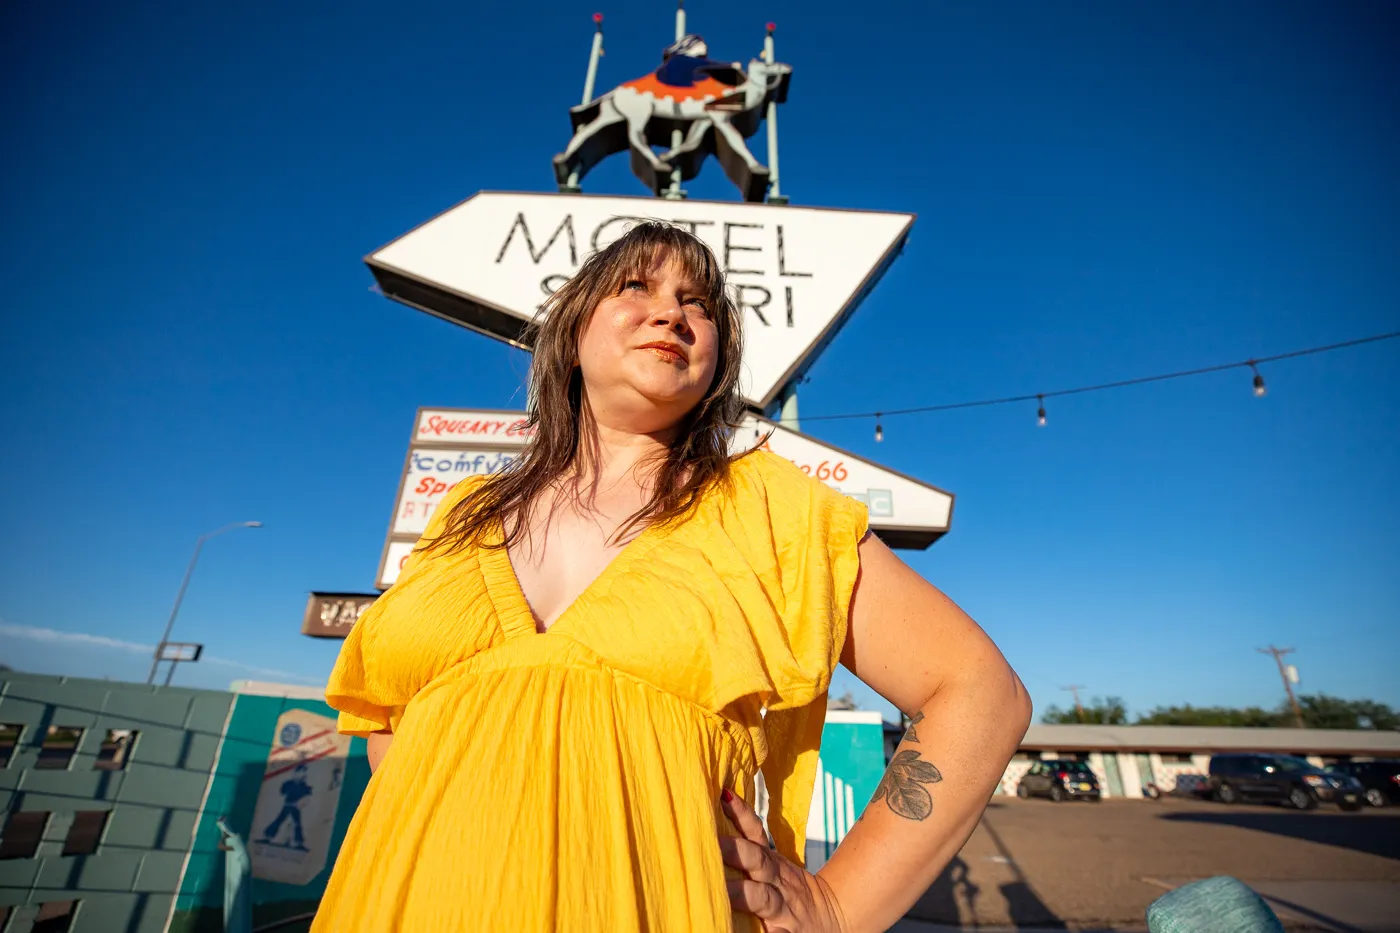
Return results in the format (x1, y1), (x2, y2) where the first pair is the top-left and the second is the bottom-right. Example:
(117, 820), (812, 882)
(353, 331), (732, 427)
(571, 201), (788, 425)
(217, 817), (253, 933)
(1147, 876), (1285, 933)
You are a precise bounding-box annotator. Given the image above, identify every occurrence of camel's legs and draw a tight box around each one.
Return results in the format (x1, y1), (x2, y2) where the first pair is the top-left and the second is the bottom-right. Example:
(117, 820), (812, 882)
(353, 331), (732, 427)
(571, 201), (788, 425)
(710, 112), (770, 202)
(660, 119), (712, 172)
(710, 114), (762, 172)
(553, 105), (627, 187)
(608, 91), (674, 193)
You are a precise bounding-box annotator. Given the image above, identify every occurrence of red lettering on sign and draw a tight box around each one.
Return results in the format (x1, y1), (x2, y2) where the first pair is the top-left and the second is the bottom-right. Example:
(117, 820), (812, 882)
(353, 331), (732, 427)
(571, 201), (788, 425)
(413, 476), (454, 497)
(419, 414), (536, 439)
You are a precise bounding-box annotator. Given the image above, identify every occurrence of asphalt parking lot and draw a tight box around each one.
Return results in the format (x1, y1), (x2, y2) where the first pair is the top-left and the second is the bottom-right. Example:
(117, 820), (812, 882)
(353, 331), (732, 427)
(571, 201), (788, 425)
(898, 796), (1400, 931)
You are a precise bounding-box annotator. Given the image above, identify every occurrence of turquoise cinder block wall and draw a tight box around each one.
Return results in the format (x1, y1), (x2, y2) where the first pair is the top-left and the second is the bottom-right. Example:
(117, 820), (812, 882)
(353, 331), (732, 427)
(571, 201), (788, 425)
(805, 710), (888, 869)
(0, 673), (235, 933)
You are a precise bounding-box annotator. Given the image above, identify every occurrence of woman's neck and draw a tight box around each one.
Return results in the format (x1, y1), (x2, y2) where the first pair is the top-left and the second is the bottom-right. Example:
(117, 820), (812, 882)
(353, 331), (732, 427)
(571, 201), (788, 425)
(572, 416), (674, 491)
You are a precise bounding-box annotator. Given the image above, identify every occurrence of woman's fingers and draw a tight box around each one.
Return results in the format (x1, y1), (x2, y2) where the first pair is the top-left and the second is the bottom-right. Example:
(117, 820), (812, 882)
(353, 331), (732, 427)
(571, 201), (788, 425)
(718, 835), (780, 883)
(720, 788), (768, 845)
(726, 877), (785, 920)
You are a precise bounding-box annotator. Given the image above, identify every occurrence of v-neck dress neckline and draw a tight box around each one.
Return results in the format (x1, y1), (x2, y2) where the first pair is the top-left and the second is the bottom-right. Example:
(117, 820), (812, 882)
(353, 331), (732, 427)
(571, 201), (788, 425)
(480, 517), (667, 640)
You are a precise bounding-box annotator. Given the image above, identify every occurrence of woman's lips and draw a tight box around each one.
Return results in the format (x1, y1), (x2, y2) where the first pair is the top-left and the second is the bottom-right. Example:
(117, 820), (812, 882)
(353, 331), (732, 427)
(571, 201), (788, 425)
(638, 343), (686, 363)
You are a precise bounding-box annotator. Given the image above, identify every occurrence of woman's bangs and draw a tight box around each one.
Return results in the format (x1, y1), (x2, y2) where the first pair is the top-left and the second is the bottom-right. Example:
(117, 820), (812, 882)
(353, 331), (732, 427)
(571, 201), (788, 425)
(603, 225), (726, 307)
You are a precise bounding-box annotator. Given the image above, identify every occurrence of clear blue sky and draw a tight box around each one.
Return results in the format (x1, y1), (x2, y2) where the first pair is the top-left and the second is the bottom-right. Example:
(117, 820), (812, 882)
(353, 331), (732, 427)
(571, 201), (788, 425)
(3, 1), (1397, 723)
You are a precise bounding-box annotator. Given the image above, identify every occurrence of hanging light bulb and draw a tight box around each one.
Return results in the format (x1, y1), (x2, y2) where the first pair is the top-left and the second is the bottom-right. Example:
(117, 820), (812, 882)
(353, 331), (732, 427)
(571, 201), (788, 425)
(1249, 362), (1266, 397)
(1037, 395), (1047, 427)
(874, 414), (884, 443)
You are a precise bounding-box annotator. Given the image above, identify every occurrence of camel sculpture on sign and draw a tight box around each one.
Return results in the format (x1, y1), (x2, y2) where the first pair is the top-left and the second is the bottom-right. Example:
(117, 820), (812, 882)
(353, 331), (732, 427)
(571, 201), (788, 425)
(552, 34), (791, 203)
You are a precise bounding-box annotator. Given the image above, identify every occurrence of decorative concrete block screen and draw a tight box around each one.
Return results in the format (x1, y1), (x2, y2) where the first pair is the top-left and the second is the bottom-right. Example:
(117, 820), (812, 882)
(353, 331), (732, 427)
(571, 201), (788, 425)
(0, 673), (234, 933)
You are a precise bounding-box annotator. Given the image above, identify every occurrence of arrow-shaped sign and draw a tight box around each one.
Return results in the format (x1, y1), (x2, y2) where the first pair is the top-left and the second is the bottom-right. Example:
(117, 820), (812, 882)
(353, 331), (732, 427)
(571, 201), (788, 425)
(366, 192), (914, 409)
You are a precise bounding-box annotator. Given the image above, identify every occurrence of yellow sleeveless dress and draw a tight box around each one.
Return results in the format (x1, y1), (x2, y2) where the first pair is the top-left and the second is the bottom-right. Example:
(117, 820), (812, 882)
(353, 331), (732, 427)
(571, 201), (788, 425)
(314, 451), (868, 932)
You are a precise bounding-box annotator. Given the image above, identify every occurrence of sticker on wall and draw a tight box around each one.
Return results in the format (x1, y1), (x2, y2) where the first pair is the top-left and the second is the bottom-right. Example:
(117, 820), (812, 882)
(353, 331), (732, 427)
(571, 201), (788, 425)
(248, 709), (351, 886)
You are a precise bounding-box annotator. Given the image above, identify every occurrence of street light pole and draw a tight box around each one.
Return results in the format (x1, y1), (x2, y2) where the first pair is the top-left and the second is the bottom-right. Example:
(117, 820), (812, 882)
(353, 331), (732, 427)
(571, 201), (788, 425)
(147, 521), (262, 685)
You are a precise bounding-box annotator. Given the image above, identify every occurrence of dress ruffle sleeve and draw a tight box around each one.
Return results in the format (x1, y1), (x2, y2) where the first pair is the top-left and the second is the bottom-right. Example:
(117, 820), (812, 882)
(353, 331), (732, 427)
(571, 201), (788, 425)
(737, 452), (869, 867)
(325, 476), (485, 737)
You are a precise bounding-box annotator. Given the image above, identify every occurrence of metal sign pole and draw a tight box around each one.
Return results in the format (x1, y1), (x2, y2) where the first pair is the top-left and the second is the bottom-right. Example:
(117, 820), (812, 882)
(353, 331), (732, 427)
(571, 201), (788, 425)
(663, 1), (687, 199)
(763, 23), (787, 205)
(565, 14), (606, 193)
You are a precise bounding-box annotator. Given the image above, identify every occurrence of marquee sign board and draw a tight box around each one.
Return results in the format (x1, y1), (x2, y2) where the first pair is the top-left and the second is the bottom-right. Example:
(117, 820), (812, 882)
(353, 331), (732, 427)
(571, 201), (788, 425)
(734, 414), (954, 550)
(378, 540), (418, 591)
(366, 192), (915, 409)
(375, 408), (529, 590)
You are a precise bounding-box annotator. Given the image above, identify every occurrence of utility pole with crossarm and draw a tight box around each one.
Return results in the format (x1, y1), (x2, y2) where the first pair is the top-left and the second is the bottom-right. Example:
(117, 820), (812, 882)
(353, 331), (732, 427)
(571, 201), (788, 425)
(1258, 646), (1305, 728)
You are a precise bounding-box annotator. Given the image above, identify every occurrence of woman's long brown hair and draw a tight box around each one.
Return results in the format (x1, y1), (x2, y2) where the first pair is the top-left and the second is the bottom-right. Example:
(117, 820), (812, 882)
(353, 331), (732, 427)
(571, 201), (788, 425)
(424, 220), (746, 553)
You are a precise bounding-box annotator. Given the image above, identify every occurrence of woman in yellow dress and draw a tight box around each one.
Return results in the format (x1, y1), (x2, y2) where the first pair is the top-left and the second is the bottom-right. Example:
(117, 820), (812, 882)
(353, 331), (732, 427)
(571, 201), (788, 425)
(315, 222), (1031, 932)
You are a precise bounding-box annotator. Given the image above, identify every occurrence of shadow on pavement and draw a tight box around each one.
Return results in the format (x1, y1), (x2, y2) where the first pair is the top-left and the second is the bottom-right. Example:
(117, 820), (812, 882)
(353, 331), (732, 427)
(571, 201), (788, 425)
(980, 814), (1067, 929)
(999, 881), (1067, 929)
(907, 820), (1068, 929)
(908, 855), (979, 924)
(1256, 892), (1366, 933)
(1160, 810), (1400, 861)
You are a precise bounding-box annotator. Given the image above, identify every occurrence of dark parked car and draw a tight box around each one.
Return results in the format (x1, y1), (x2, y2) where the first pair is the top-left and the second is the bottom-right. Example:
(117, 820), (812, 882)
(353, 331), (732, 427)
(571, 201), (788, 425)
(1207, 753), (1364, 811)
(1016, 759), (1100, 801)
(1325, 759), (1400, 808)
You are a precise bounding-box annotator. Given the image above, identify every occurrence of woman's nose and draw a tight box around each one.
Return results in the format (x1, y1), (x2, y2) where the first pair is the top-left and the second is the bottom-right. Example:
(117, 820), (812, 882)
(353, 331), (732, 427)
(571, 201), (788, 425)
(651, 301), (689, 333)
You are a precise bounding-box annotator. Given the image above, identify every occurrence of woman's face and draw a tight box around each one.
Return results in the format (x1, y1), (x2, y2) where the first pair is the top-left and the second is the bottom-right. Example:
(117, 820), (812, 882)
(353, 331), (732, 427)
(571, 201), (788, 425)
(576, 249), (720, 434)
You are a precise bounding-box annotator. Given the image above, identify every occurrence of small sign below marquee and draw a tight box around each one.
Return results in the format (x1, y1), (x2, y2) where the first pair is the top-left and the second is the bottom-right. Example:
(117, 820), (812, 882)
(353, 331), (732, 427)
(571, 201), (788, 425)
(366, 192), (914, 409)
(301, 592), (379, 639)
(735, 414), (954, 550)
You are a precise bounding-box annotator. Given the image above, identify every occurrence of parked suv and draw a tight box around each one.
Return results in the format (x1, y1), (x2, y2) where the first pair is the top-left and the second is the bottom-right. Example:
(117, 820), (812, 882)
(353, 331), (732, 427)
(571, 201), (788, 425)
(1325, 759), (1400, 808)
(1207, 753), (1364, 810)
(1016, 759), (1101, 801)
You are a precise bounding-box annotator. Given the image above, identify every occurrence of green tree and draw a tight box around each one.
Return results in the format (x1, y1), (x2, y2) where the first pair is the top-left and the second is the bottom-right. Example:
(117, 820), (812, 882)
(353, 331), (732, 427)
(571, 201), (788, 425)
(1040, 696), (1127, 725)
(1348, 699), (1399, 731)
(1132, 695), (1399, 729)
(1135, 704), (1282, 727)
(1296, 694), (1399, 730)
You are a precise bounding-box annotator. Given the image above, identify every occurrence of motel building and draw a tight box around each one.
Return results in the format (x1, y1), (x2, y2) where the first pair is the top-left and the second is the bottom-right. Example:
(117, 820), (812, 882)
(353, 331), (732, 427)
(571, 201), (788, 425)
(880, 721), (1400, 800)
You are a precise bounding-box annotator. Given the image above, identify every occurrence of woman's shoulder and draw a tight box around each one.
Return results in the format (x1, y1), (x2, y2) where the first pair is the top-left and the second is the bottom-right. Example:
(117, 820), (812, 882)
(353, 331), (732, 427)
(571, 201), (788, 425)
(727, 448), (838, 497)
(723, 449), (867, 524)
(419, 474), (493, 543)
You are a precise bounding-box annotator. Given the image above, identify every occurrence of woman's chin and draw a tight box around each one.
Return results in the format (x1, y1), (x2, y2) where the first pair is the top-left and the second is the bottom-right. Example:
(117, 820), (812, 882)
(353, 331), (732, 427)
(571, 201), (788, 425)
(622, 382), (704, 421)
(625, 373), (700, 405)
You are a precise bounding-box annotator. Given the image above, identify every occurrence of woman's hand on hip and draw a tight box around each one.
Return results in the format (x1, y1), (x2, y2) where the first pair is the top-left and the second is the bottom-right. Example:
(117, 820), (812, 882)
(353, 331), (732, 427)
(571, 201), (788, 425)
(719, 788), (847, 933)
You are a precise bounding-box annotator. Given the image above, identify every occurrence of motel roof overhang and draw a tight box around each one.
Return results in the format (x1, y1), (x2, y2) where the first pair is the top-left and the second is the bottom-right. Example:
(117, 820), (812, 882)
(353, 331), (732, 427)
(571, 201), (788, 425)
(1014, 724), (1400, 757)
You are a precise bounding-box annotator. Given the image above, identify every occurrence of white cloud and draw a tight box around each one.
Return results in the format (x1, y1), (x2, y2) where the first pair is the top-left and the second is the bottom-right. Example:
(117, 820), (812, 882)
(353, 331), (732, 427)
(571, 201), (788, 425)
(0, 623), (149, 653)
(0, 622), (320, 685)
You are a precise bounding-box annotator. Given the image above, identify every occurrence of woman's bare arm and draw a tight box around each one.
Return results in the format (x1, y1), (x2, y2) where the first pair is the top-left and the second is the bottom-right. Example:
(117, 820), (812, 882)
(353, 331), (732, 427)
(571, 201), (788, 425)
(818, 533), (1032, 933)
(367, 731), (394, 773)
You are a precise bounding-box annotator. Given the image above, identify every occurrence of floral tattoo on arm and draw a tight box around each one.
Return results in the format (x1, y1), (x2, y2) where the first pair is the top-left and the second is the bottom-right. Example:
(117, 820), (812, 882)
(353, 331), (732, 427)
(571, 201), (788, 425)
(868, 710), (942, 821)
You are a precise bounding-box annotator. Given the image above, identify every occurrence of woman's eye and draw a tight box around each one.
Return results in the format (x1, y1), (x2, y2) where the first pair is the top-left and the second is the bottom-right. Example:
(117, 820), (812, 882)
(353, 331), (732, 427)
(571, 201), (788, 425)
(686, 298), (711, 316)
(623, 280), (646, 292)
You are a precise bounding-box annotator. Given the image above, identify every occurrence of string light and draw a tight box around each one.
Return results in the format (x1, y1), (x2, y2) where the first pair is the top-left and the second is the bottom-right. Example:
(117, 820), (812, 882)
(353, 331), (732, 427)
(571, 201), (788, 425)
(874, 414), (883, 442)
(777, 330), (1397, 429)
